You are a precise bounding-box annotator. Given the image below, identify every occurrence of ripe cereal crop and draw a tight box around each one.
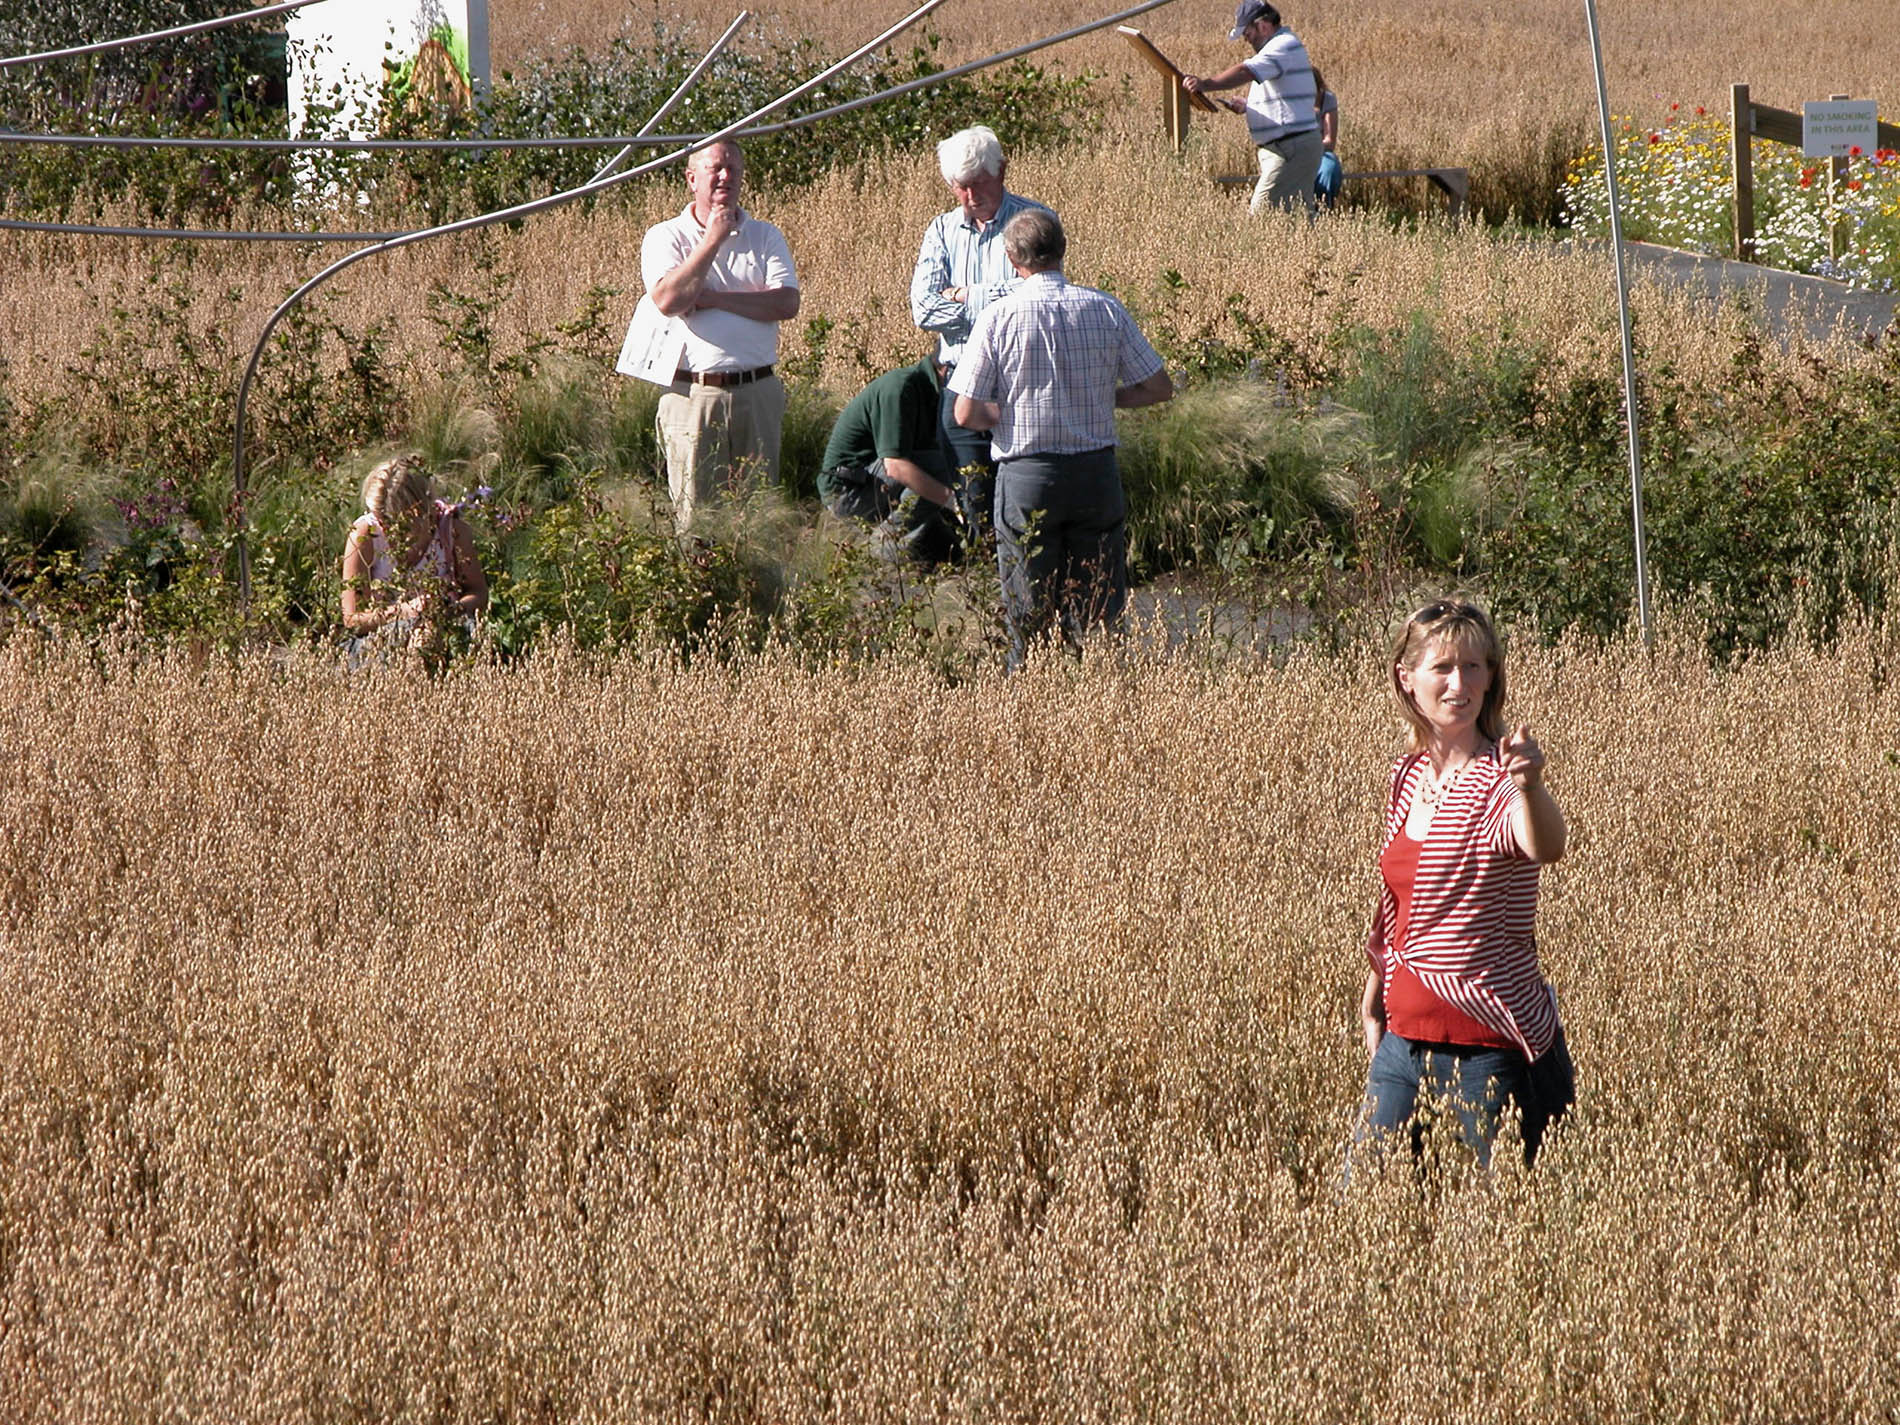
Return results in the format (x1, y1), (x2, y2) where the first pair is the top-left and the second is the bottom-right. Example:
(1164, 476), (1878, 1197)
(3, 621), (1899, 1419)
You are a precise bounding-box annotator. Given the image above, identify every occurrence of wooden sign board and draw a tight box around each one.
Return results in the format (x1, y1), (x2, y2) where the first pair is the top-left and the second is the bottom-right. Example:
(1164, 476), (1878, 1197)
(1802, 99), (1878, 158)
(1118, 27), (1221, 114)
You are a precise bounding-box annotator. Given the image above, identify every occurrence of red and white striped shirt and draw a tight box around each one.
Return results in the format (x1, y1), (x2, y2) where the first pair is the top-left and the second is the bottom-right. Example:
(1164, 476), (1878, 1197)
(1367, 750), (1558, 1059)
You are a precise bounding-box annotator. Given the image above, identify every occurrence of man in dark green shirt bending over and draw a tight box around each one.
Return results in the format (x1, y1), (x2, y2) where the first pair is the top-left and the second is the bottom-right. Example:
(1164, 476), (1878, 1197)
(818, 353), (962, 564)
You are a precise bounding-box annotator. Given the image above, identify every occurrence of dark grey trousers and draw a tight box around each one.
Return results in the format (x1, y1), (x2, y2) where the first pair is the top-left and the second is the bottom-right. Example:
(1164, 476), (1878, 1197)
(993, 447), (1127, 670)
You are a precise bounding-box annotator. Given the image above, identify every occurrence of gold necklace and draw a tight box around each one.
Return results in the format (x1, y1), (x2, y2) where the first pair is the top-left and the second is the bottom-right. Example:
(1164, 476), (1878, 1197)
(1416, 759), (1467, 806)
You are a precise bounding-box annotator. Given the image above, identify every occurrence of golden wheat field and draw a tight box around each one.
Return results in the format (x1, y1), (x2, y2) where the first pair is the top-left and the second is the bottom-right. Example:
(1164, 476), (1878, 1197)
(4, 3), (1900, 1417)
(3, 0), (1897, 423)
(4, 622), (1899, 1420)
(493, 0), (1899, 197)
(0, 144), (1876, 433)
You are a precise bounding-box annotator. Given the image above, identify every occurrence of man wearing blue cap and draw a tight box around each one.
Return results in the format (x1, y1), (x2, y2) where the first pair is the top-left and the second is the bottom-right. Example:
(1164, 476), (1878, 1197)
(1182, 2), (1322, 217)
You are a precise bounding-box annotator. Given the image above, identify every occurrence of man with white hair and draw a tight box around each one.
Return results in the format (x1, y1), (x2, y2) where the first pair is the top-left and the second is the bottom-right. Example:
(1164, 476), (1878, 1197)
(909, 125), (1054, 537)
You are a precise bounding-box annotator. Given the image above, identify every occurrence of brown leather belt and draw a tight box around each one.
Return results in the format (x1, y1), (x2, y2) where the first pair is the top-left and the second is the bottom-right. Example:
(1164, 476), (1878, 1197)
(676, 364), (775, 387)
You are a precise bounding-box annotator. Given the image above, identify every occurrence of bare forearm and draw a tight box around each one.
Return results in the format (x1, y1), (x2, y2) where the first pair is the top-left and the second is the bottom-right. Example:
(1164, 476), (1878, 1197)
(650, 250), (718, 316)
(342, 602), (390, 635)
(1184, 64), (1252, 93)
(880, 456), (954, 508)
(1115, 370), (1174, 409)
(953, 394), (1000, 430)
(695, 286), (801, 322)
(449, 524), (489, 617)
(1361, 967), (1385, 1055)
(1514, 781), (1567, 863)
(445, 588), (487, 617)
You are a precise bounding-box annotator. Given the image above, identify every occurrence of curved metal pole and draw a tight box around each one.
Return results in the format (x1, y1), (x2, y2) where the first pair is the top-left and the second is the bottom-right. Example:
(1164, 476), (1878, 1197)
(1583, 0), (1651, 644)
(231, 0), (1177, 602)
(590, 11), (751, 184)
(0, 131), (660, 151)
(8, 1), (1177, 158)
(232, 0), (953, 602)
(0, 0), (325, 69)
(0, 217), (406, 241)
(5, 0), (1173, 248)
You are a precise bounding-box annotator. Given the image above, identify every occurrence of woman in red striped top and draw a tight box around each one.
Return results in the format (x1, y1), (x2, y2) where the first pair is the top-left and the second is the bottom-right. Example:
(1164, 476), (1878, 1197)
(1356, 600), (1574, 1168)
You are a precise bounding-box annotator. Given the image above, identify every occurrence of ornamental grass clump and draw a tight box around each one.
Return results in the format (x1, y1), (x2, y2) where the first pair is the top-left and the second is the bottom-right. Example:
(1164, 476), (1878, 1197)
(1118, 382), (1366, 576)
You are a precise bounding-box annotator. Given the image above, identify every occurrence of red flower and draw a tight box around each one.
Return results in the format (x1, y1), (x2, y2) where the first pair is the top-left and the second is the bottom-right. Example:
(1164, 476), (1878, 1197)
(1648, 132), (1661, 144)
(1670, 101), (1680, 111)
(1849, 144), (1863, 157)
(1799, 173), (1814, 188)
(1694, 105), (1706, 116)
(1847, 179), (1863, 191)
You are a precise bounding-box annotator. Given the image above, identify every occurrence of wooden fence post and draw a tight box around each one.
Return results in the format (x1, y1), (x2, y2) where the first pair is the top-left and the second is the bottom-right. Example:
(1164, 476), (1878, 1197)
(1731, 82), (1754, 262)
(1164, 74), (1192, 153)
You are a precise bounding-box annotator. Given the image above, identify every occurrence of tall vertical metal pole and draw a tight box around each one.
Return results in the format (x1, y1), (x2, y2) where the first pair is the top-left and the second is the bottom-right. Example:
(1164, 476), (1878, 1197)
(1583, 0), (1652, 643)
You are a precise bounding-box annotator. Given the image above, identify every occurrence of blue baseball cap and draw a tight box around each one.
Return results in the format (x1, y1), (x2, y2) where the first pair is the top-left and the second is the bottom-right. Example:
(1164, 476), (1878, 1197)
(1229, 0), (1279, 39)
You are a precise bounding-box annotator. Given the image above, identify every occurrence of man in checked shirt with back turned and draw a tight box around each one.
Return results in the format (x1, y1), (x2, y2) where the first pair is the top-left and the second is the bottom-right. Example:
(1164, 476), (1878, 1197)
(949, 209), (1174, 671)
(909, 125), (1053, 540)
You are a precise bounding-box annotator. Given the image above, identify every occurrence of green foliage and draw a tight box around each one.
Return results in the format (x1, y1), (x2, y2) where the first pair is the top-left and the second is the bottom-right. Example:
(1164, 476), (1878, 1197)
(1335, 310), (1538, 469)
(0, 439), (118, 562)
(0, 1), (290, 221)
(501, 358), (608, 509)
(0, 0), (283, 127)
(778, 383), (844, 505)
(9, 230), (1900, 667)
(0, 22), (1097, 226)
(607, 382), (665, 485)
(454, 29), (1098, 213)
(482, 478), (740, 656)
(47, 257), (402, 477)
(1124, 269), (1322, 388)
(1480, 348), (1900, 657)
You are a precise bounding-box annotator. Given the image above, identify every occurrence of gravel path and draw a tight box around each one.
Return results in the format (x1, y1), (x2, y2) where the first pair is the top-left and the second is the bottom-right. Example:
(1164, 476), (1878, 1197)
(1615, 240), (1897, 344)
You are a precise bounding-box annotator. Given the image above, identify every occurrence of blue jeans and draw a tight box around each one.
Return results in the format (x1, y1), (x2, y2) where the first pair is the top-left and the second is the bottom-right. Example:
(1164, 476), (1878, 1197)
(1357, 1027), (1575, 1168)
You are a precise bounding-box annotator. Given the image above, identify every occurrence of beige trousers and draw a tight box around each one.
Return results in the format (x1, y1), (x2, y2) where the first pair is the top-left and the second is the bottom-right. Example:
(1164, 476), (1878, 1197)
(655, 374), (786, 532)
(1251, 130), (1324, 218)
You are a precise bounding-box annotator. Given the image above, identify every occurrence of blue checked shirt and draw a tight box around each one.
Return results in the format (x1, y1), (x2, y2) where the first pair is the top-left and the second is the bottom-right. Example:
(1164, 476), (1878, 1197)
(947, 272), (1165, 462)
(909, 192), (1054, 368)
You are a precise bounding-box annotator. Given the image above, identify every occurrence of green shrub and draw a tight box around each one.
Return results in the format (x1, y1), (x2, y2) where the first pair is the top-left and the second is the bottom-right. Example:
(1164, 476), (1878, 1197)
(0, 24), (1098, 227)
(482, 478), (739, 656)
(607, 382), (665, 485)
(500, 357), (608, 509)
(1480, 352), (1900, 656)
(778, 383), (844, 505)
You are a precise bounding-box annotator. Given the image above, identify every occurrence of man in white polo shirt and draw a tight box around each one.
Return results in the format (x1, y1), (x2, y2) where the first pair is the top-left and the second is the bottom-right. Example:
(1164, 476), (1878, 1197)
(641, 140), (800, 532)
(1182, 1), (1322, 217)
